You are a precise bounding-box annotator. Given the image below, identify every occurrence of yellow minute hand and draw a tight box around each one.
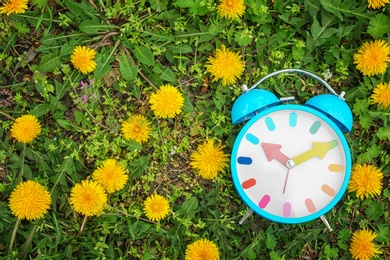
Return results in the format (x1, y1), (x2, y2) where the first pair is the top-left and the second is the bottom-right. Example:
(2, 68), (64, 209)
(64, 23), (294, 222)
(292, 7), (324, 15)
(291, 140), (338, 166)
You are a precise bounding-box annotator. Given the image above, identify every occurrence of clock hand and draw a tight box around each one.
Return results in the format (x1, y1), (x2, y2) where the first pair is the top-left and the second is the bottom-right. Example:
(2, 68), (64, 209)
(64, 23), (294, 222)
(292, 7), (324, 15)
(261, 143), (291, 166)
(291, 140), (338, 166)
(282, 168), (290, 194)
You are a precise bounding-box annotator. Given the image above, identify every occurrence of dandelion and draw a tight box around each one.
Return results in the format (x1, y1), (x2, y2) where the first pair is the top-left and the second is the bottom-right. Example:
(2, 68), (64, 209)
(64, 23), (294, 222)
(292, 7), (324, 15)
(348, 164), (383, 200)
(92, 159), (128, 194)
(350, 229), (381, 260)
(0, 0), (28, 15)
(190, 139), (229, 180)
(10, 115), (41, 144)
(371, 82), (390, 109)
(9, 180), (51, 221)
(185, 238), (220, 260)
(217, 0), (245, 20)
(70, 46), (97, 74)
(367, 0), (389, 9)
(121, 115), (151, 144)
(70, 180), (107, 216)
(205, 45), (245, 86)
(143, 194), (169, 222)
(353, 40), (390, 77)
(149, 84), (184, 118)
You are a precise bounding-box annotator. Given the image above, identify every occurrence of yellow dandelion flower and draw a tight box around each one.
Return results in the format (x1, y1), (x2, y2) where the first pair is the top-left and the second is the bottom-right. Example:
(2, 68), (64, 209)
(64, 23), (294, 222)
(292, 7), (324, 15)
(350, 229), (382, 260)
(9, 180), (51, 221)
(371, 82), (390, 109)
(348, 164), (383, 200)
(217, 0), (245, 20)
(70, 46), (97, 74)
(70, 180), (107, 216)
(205, 45), (245, 86)
(367, 0), (389, 9)
(92, 159), (128, 194)
(10, 115), (41, 144)
(149, 84), (184, 118)
(190, 139), (229, 180)
(0, 0), (28, 15)
(353, 40), (390, 77)
(185, 238), (220, 260)
(143, 194), (169, 222)
(121, 115), (151, 144)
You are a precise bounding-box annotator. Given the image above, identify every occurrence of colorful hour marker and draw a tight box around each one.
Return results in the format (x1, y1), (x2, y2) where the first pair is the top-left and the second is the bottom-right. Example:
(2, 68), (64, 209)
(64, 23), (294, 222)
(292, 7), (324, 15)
(289, 112), (297, 127)
(321, 184), (336, 196)
(309, 121), (321, 134)
(246, 133), (260, 145)
(258, 195), (271, 209)
(283, 202), (291, 217)
(305, 198), (316, 213)
(242, 178), (256, 189)
(237, 157), (252, 165)
(328, 164), (343, 172)
(265, 117), (276, 131)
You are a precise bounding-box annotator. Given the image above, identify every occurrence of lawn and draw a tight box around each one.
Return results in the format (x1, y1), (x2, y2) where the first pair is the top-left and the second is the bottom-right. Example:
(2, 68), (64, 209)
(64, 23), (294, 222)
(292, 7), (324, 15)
(0, 0), (389, 259)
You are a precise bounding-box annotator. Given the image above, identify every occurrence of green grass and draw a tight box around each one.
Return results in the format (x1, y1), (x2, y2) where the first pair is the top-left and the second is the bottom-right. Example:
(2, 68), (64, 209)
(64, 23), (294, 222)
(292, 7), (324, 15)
(0, 0), (389, 259)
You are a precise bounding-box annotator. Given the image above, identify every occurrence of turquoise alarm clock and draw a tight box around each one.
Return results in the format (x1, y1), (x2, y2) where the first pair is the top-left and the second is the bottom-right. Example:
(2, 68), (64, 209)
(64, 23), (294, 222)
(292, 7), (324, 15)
(231, 69), (353, 230)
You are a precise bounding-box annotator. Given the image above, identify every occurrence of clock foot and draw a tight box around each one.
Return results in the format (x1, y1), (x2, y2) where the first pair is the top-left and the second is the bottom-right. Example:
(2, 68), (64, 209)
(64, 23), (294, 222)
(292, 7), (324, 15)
(239, 208), (254, 224)
(320, 215), (333, 232)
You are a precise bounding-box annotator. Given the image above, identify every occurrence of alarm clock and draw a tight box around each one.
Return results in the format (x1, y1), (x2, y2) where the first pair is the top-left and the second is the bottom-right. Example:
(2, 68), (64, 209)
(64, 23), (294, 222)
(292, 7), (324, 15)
(231, 69), (353, 229)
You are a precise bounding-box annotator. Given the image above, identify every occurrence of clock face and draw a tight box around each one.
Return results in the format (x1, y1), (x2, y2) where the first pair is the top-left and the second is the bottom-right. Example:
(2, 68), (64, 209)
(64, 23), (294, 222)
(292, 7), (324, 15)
(231, 104), (352, 224)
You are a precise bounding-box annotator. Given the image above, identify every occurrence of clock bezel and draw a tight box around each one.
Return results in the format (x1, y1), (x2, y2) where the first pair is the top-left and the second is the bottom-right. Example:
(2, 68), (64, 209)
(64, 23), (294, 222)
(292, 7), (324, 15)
(231, 104), (352, 224)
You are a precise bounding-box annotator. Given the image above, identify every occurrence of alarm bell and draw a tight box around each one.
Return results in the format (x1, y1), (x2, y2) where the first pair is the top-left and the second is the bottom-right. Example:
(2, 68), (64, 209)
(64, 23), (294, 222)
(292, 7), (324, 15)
(305, 94), (353, 133)
(231, 87), (279, 124)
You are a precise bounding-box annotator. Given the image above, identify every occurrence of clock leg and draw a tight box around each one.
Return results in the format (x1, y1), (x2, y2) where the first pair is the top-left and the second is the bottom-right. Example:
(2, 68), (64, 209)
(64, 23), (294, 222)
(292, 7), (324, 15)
(320, 215), (333, 232)
(239, 208), (254, 224)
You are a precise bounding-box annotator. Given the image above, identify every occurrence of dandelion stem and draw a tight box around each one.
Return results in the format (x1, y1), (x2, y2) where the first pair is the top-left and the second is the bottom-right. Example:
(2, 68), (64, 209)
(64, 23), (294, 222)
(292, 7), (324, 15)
(78, 215), (88, 236)
(139, 70), (158, 90)
(20, 225), (37, 260)
(8, 218), (21, 254)
(0, 110), (14, 120)
(20, 144), (26, 178)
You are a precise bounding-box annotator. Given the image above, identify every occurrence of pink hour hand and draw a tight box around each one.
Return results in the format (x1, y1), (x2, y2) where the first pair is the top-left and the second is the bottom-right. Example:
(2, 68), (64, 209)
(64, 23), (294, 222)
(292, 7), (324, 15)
(261, 143), (290, 166)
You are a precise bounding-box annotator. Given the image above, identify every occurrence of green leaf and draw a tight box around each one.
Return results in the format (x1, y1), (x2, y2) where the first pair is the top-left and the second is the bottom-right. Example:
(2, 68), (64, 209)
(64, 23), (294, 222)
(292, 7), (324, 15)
(51, 157), (74, 187)
(94, 43), (118, 80)
(153, 64), (176, 83)
(376, 225), (390, 243)
(182, 94), (194, 113)
(33, 0), (48, 8)
(38, 51), (62, 72)
(56, 119), (72, 130)
(63, 0), (97, 19)
(324, 244), (339, 258)
(376, 127), (390, 141)
(383, 188), (390, 200)
(79, 20), (117, 34)
(129, 155), (151, 179)
(367, 14), (390, 38)
(133, 45), (155, 66)
(320, 0), (343, 21)
(30, 103), (51, 117)
(352, 98), (370, 116)
(177, 196), (198, 219)
(118, 54), (139, 81)
(234, 31), (253, 46)
(265, 234), (277, 250)
(166, 44), (193, 54)
(365, 200), (384, 221)
(14, 21), (30, 34)
(292, 46), (305, 60)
